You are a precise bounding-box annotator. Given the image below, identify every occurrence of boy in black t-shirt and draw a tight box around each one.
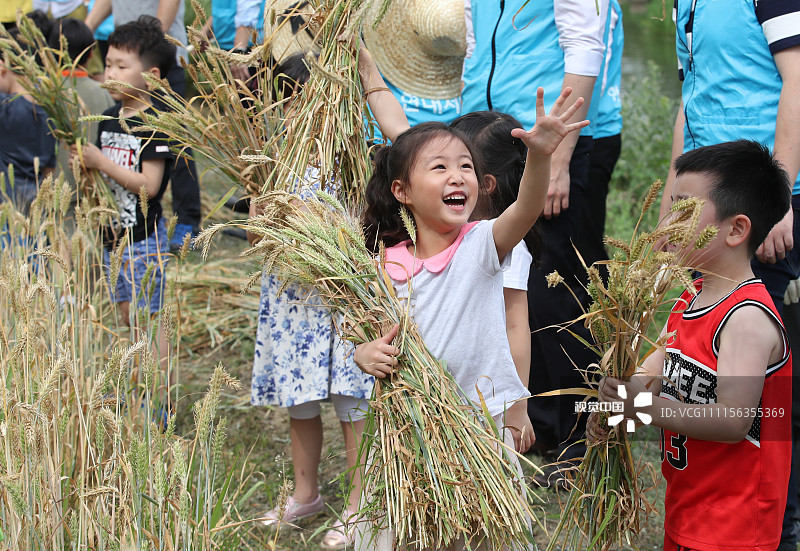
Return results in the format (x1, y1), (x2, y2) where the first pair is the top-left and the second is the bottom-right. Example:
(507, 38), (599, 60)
(70, 15), (174, 363)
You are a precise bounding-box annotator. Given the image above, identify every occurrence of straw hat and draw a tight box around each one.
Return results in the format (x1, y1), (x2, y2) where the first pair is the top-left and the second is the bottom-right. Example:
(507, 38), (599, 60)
(262, 0), (320, 63)
(362, 0), (466, 100)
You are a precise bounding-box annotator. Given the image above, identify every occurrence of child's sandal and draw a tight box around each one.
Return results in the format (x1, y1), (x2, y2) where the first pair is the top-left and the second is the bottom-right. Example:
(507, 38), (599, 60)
(259, 493), (325, 528)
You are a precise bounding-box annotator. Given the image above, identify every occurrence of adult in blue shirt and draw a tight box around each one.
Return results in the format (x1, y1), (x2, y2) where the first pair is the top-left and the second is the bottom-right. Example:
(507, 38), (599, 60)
(575, 0), (623, 270)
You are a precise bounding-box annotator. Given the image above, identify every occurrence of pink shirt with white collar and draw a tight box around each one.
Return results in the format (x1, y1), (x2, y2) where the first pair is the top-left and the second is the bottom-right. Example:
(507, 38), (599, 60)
(384, 220), (530, 416)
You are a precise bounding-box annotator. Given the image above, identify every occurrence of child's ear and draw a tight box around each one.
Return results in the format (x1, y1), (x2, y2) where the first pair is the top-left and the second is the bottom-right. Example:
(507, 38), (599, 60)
(391, 179), (409, 204)
(146, 66), (162, 81)
(484, 174), (497, 195)
(725, 214), (752, 248)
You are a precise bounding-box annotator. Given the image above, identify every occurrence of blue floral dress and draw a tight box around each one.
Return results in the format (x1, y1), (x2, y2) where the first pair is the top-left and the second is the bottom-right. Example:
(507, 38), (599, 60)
(250, 270), (376, 408)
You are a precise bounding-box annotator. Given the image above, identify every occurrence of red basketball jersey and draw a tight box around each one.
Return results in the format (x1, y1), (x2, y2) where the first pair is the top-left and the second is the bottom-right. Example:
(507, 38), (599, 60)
(660, 278), (791, 551)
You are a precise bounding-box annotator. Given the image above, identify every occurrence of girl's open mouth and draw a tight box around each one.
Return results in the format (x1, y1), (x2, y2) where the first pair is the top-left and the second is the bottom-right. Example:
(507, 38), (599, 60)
(443, 192), (467, 209)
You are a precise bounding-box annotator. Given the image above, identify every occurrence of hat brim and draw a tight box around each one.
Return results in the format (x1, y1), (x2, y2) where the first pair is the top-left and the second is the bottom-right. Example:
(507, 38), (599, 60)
(362, 0), (465, 100)
(262, 0), (320, 64)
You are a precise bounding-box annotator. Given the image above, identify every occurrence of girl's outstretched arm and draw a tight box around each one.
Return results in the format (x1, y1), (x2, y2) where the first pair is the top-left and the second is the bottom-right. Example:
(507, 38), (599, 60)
(358, 47), (410, 143)
(492, 87), (589, 261)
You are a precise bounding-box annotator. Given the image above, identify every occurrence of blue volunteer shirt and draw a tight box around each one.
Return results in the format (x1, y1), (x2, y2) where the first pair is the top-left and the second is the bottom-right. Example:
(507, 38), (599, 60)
(674, 0), (800, 193)
(369, 77), (461, 142)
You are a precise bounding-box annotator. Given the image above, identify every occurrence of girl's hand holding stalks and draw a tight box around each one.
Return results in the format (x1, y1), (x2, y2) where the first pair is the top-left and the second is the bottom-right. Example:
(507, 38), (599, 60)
(354, 324), (400, 379)
(505, 400), (536, 453)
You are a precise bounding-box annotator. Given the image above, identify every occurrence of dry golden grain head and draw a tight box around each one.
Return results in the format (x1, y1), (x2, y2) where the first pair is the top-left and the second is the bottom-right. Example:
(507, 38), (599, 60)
(161, 305), (175, 342)
(400, 206), (416, 243)
(109, 237), (127, 290)
(98, 408), (120, 441)
(166, 214), (178, 241)
(604, 235), (631, 255)
(675, 268), (698, 296)
(694, 225), (719, 249)
(642, 179), (664, 214)
(546, 271), (564, 288)
(138, 185), (149, 221)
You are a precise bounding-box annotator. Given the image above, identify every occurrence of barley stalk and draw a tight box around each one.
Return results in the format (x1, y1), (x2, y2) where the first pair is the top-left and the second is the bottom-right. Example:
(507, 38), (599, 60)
(546, 180), (717, 550)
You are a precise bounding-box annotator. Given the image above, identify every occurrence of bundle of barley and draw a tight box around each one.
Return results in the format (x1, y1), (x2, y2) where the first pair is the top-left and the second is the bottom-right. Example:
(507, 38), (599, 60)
(0, 14), (115, 205)
(124, 4), (280, 197)
(546, 180), (717, 550)
(196, 190), (538, 550)
(135, 0), (383, 204)
(251, 0), (380, 205)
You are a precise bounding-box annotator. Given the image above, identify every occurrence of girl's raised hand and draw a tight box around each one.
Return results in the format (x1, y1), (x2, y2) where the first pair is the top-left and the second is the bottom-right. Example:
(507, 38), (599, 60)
(354, 324), (401, 378)
(510, 87), (589, 157)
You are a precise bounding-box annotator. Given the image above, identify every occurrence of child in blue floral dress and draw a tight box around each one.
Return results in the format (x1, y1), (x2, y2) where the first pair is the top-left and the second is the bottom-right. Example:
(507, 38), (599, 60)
(248, 46), (409, 550)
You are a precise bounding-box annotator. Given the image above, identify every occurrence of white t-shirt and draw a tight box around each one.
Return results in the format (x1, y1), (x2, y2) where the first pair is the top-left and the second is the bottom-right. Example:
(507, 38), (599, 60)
(503, 241), (531, 291)
(384, 220), (530, 417)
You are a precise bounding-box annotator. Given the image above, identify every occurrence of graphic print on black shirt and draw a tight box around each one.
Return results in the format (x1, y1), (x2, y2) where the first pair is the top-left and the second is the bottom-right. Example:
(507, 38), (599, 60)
(97, 104), (172, 247)
(101, 129), (143, 229)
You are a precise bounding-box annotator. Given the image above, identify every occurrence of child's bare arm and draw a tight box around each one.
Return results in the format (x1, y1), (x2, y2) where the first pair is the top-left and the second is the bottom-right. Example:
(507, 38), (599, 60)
(602, 308), (782, 442)
(358, 47), (410, 143)
(504, 288), (531, 389)
(503, 288), (535, 452)
(70, 143), (165, 198)
(354, 324), (400, 378)
(492, 87), (589, 261)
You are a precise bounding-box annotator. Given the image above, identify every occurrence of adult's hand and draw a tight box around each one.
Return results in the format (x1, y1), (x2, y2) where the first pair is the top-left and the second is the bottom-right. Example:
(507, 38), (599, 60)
(545, 158), (570, 218)
(756, 209), (793, 264)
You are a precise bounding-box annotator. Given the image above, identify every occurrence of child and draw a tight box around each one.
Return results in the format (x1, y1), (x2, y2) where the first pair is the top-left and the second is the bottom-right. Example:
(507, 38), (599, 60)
(451, 110), (541, 454)
(592, 140), (792, 551)
(48, 17), (114, 194)
(356, 87), (588, 549)
(249, 46), (408, 550)
(0, 30), (56, 214)
(69, 15), (173, 358)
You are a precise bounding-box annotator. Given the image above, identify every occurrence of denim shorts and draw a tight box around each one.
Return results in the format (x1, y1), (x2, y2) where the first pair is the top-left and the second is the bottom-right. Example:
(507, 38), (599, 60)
(103, 219), (169, 314)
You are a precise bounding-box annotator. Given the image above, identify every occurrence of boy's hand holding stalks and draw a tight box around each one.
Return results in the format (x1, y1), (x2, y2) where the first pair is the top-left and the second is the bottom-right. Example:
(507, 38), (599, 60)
(586, 375), (653, 444)
(69, 142), (105, 171)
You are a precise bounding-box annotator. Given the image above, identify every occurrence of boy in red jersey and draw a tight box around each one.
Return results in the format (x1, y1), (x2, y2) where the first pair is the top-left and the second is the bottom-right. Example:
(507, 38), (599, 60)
(592, 140), (793, 551)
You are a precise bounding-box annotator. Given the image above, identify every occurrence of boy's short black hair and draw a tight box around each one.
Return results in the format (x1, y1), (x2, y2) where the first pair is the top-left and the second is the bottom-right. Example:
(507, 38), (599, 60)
(25, 10), (54, 42)
(108, 15), (175, 77)
(47, 18), (95, 66)
(674, 140), (791, 255)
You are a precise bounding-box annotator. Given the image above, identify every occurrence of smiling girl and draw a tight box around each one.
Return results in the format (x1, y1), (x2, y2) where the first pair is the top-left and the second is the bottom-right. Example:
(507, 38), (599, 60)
(356, 87), (588, 549)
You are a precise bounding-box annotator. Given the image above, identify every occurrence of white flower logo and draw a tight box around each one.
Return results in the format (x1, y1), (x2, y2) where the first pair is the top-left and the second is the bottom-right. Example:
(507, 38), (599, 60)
(607, 384), (653, 432)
